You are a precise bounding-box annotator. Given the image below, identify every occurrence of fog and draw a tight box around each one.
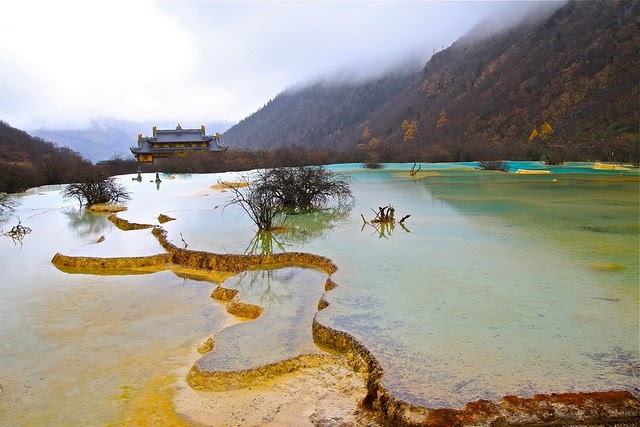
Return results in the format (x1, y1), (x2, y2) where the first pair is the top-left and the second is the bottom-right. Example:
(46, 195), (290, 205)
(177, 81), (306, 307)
(0, 1), (563, 131)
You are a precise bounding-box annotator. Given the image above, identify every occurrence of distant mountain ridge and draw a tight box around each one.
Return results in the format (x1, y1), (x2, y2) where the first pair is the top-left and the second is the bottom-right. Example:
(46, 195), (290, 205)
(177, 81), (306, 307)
(223, 0), (639, 161)
(30, 119), (233, 163)
(31, 122), (132, 163)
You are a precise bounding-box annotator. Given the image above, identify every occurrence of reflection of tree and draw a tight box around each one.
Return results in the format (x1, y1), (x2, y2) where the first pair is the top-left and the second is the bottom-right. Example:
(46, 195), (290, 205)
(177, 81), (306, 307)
(282, 206), (351, 242)
(62, 207), (113, 237)
(0, 193), (19, 214)
(228, 268), (291, 309)
(245, 230), (286, 255)
(361, 219), (411, 239)
(244, 207), (351, 254)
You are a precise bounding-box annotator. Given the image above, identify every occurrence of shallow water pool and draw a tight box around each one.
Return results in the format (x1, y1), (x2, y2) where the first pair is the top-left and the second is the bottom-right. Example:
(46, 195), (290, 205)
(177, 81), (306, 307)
(0, 162), (637, 424)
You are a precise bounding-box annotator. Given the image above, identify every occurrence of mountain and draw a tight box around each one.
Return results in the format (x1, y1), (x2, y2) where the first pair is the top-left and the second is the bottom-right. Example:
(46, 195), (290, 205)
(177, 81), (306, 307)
(223, 70), (416, 150)
(0, 121), (92, 192)
(30, 119), (233, 163)
(223, 0), (639, 162)
(31, 122), (132, 163)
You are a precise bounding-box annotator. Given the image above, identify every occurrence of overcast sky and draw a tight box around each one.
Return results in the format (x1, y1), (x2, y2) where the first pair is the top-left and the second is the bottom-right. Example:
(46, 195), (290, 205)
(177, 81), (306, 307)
(0, 1), (547, 131)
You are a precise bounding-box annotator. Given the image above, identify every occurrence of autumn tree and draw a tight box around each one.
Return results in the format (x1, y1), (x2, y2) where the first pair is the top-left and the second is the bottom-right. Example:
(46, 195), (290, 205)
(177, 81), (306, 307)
(529, 127), (540, 141)
(436, 111), (448, 129)
(402, 120), (418, 142)
(362, 126), (371, 140)
(540, 121), (553, 140)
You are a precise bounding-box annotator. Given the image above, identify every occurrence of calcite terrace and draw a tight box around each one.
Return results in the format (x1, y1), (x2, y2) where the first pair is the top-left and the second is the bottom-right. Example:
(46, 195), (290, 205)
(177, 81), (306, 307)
(52, 213), (640, 426)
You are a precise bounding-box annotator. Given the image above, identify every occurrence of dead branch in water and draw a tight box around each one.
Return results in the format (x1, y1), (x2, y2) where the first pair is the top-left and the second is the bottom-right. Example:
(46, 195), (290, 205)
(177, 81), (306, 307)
(361, 204), (410, 237)
(371, 205), (395, 223)
(3, 218), (32, 244)
(409, 161), (422, 176)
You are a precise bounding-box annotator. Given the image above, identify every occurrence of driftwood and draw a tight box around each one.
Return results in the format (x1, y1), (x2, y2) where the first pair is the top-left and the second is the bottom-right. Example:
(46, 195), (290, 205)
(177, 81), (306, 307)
(3, 218), (32, 244)
(361, 204), (410, 238)
(371, 205), (395, 223)
(409, 161), (422, 176)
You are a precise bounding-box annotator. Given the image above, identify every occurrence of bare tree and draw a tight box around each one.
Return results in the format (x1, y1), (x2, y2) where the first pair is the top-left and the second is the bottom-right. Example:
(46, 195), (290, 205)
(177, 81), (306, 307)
(224, 174), (282, 231)
(0, 193), (18, 213)
(224, 166), (354, 231)
(259, 166), (353, 212)
(63, 172), (130, 207)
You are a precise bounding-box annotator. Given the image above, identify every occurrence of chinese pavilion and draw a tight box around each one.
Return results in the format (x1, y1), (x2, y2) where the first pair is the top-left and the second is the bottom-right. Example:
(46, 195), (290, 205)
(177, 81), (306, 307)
(130, 124), (228, 163)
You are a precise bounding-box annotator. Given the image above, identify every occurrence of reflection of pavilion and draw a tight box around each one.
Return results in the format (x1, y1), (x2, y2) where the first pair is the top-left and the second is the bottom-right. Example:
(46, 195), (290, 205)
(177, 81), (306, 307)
(130, 124), (228, 163)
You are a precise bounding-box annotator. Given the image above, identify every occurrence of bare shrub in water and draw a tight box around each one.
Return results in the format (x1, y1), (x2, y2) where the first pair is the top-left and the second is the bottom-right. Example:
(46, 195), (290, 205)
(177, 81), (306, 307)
(0, 193), (18, 213)
(224, 166), (354, 231)
(261, 166), (353, 212)
(63, 172), (130, 207)
(477, 161), (509, 172)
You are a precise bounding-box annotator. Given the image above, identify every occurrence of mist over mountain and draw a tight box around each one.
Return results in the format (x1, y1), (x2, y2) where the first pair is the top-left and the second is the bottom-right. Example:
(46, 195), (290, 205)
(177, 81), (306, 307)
(223, 67), (416, 150)
(7, 1), (638, 165)
(224, 0), (638, 161)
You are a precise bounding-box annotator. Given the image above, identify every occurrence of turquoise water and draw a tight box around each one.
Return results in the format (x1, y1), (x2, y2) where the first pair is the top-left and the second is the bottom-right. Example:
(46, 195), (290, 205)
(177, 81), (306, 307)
(195, 267), (328, 374)
(0, 162), (637, 423)
(318, 164), (639, 407)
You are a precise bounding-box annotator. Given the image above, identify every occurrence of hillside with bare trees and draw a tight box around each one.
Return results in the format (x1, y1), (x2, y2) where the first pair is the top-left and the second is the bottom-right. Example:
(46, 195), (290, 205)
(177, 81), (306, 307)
(223, 0), (639, 164)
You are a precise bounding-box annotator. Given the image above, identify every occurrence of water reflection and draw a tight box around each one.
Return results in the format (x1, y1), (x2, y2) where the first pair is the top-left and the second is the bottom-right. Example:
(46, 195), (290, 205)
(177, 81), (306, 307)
(315, 167), (639, 408)
(196, 266), (327, 372)
(245, 230), (286, 255)
(360, 218), (411, 239)
(245, 207), (352, 254)
(62, 206), (113, 237)
(421, 172), (640, 276)
(1, 217), (32, 246)
(229, 269), (290, 308)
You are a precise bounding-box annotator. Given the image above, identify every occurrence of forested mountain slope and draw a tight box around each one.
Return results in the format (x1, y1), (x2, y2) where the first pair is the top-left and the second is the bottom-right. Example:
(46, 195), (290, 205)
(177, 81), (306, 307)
(0, 121), (92, 192)
(224, 0), (639, 162)
(223, 71), (415, 150)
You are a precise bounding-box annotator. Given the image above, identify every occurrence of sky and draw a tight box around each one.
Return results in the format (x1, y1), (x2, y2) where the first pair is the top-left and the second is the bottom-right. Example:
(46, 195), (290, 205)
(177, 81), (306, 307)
(0, 1), (546, 131)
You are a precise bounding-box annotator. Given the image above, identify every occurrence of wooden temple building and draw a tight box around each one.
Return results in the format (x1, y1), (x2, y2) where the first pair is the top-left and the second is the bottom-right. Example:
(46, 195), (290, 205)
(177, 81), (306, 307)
(130, 124), (228, 163)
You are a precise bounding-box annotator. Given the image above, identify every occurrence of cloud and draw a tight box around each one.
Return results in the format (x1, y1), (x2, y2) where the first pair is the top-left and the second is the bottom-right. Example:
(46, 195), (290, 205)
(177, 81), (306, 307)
(0, 1), (548, 130)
